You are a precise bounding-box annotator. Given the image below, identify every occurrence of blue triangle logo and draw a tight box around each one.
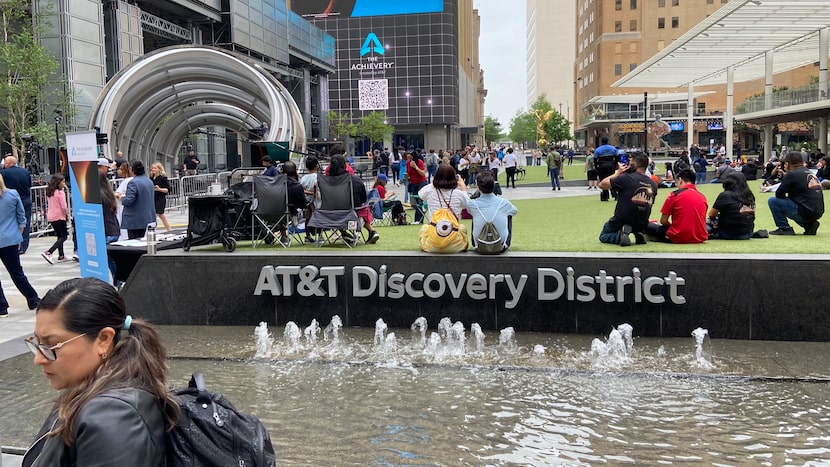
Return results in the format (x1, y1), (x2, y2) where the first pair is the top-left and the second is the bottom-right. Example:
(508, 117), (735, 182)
(360, 32), (384, 56)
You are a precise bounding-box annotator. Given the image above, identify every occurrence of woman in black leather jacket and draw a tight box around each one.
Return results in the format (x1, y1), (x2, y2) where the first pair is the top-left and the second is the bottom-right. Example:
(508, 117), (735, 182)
(22, 277), (179, 467)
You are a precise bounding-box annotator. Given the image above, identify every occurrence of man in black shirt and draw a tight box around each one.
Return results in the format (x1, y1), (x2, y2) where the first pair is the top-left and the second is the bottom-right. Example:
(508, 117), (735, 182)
(2, 155), (32, 253)
(182, 149), (199, 176)
(598, 152), (658, 246)
(768, 153), (824, 235)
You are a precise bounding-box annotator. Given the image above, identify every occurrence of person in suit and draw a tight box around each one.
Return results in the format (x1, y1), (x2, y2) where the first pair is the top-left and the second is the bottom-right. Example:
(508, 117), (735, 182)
(116, 160), (155, 239)
(1, 155), (32, 253)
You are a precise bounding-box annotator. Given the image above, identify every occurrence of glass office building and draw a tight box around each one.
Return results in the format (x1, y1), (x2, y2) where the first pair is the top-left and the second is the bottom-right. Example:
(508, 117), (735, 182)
(294, 0), (485, 151)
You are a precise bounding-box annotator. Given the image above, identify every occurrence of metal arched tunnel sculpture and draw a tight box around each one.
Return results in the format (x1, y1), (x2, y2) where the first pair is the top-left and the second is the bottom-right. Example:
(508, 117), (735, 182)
(90, 45), (305, 167)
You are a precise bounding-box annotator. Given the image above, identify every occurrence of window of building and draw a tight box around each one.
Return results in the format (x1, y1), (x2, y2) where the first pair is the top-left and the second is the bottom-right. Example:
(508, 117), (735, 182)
(672, 17), (679, 28)
(630, 63), (637, 71)
(697, 102), (706, 114)
(630, 0), (637, 9)
(589, 52), (594, 63)
(629, 42), (637, 52)
(672, 0), (679, 5)
(658, 17), (665, 29)
(615, 21), (622, 32)
(589, 72), (594, 83)
(707, 0), (713, 3)
(615, 0), (622, 10)
(615, 64), (622, 76)
(657, 40), (665, 50)
(630, 20), (637, 31)
(658, 0), (665, 6)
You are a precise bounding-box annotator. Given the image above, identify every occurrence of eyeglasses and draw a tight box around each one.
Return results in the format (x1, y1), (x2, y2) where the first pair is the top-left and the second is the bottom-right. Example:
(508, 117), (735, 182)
(24, 334), (87, 361)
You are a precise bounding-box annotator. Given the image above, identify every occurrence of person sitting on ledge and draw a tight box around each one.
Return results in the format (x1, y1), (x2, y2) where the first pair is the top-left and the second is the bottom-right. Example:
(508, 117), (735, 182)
(598, 152), (658, 247)
(645, 169), (709, 244)
(468, 171), (517, 254)
(768, 152), (825, 235)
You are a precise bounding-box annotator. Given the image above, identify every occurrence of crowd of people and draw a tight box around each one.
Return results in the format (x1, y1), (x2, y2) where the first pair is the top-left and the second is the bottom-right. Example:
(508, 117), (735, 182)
(284, 147), (519, 254)
(593, 142), (826, 246)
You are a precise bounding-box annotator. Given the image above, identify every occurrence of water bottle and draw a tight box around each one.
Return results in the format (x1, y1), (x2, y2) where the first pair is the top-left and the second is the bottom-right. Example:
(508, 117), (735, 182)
(146, 225), (156, 255)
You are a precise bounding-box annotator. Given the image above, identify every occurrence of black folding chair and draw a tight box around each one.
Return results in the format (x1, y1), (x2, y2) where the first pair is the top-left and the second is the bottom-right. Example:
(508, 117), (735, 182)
(251, 174), (291, 248)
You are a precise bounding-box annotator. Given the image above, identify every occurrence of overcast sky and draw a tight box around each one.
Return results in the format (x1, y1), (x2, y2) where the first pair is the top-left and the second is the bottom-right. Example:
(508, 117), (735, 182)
(474, 0), (527, 129)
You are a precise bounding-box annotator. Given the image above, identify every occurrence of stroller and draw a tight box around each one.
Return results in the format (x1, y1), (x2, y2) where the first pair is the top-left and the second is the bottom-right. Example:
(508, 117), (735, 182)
(183, 194), (252, 252)
(183, 167), (264, 252)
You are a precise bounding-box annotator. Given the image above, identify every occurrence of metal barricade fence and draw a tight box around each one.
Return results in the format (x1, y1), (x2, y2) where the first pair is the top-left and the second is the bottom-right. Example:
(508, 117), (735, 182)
(30, 184), (54, 237)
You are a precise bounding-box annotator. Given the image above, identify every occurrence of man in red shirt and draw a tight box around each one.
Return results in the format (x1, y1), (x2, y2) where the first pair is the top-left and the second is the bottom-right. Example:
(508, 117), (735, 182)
(645, 169), (709, 243)
(406, 152), (428, 223)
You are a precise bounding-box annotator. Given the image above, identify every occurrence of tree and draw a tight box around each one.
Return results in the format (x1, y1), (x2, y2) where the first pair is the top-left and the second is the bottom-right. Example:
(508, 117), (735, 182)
(0, 0), (62, 159)
(508, 110), (536, 147)
(483, 115), (504, 145)
(355, 111), (393, 149)
(326, 110), (357, 141)
(508, 95), (573, 148)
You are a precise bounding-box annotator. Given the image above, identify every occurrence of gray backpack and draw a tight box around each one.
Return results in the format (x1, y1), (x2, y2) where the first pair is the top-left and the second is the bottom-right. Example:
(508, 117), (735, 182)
(473, 200), (505, 255)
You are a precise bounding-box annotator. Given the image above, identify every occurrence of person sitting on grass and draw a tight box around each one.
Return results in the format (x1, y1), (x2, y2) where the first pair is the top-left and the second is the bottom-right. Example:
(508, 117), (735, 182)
(768, 152), (825, 236)
(645, 169), (709, 244)
(468, 171), (517, 254)
(707, 172), (756, 240)
(659, 162), (676, 188)
(598, 152), (658, 247)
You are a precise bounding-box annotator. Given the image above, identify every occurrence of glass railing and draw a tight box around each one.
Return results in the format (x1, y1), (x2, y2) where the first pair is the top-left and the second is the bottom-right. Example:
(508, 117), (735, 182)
(580, 108), (727, 126)
(737, 82), (829, 114)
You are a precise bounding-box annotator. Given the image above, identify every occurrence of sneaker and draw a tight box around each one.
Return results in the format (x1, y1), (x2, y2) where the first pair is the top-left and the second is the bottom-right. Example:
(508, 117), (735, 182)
(305, 236), (317, 244)
(634, 232), (647, 245)
(367, 231), (380, 244)
(72, 254), (79, 262)
(751, 229), (769, 239)
(0, 309), (8, 317)
(804, 221), (820, 236)
(28, 299), (40, 310)
(41, 251), (55, 265)
(56, 256), (69, 262)
(278, 236), (291, 248)
(769, 227), (795, 236)
(619, 224), (632, 247)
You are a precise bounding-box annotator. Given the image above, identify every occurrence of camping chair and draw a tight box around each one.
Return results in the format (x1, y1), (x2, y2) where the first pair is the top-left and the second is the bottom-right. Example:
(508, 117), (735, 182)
(251, 174), (291, 248)
(306, 173), (360, 248)
(368, 188), (395, 227)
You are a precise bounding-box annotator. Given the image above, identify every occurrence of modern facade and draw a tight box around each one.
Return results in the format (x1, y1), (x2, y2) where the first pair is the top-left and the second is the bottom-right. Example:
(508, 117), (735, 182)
(34, 0), (335, 172)
(526, 0), (576, 132)
(574, 0), (817, 154)
(292, 0), (486, 152)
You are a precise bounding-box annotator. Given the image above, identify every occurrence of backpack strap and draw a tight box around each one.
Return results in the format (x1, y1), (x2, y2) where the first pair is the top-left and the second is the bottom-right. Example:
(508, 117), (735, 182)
(473, 198), (505, 224)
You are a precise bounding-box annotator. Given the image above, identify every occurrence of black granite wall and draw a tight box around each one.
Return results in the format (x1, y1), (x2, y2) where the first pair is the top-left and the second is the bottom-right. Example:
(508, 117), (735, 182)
(122, 251), (830, 341)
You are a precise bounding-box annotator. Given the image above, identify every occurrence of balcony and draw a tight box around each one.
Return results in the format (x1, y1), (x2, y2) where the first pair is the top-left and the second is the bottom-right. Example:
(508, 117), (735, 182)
(738, 83), (829, 114)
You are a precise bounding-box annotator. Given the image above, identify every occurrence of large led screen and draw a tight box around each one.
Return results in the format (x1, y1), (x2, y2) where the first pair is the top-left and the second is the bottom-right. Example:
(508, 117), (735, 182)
(291, 0), (443, 18)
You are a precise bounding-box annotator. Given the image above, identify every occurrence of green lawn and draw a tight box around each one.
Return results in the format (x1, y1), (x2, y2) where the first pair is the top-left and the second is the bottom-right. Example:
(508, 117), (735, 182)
(231, 182), (828, 254)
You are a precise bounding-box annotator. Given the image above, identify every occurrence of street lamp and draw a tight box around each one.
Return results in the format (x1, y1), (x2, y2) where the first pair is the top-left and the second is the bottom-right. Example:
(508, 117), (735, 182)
(54, 109), (62, 172)
(112, 119), (119, 153)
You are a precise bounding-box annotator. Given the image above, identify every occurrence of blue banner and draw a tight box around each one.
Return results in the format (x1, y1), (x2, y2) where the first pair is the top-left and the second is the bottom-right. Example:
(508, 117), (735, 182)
(65, 131), (109, 281)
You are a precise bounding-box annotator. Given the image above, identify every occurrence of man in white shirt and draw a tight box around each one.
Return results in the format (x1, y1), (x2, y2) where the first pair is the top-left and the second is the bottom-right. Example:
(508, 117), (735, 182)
(502, 148), (518, 188)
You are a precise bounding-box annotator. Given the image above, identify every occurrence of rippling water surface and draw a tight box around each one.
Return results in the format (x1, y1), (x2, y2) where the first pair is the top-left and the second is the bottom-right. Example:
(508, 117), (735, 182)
(1, 324), (829, 465)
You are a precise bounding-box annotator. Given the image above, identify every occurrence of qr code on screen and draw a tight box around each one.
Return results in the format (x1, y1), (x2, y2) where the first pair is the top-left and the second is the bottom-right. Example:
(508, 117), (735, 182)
(358, 79), (389, 110)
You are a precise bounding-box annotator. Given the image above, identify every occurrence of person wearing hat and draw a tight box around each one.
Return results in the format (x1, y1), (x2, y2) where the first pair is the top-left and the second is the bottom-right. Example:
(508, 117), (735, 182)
(261, 155), (278, 177)
(97, 157), (111, 176)
(372, 174), (406, 225)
